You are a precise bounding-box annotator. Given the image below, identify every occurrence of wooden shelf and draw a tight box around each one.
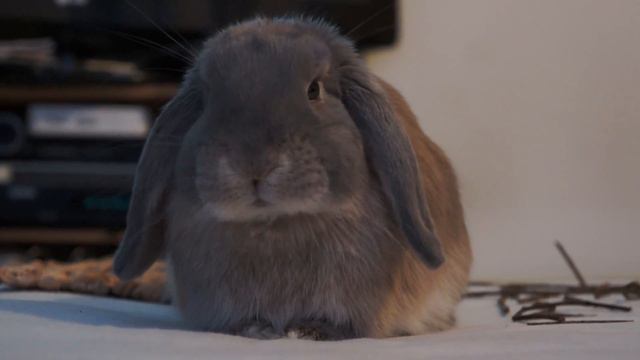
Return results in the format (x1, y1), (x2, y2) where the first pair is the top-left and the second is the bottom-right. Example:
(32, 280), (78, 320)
(0, 228), (122, 246)
(0, 83), (179, 105)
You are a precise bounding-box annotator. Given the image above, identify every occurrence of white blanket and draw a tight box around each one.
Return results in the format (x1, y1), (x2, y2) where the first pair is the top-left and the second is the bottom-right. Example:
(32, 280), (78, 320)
(0, 288), (637, 360)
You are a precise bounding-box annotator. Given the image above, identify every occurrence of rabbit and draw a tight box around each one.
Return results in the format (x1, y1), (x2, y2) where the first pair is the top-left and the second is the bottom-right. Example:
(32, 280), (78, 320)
(112, 17), (472, 340)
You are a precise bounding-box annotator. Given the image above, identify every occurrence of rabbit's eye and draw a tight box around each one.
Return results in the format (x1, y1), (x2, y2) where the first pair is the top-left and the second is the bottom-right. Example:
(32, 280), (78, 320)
(307, 79), (321, 100)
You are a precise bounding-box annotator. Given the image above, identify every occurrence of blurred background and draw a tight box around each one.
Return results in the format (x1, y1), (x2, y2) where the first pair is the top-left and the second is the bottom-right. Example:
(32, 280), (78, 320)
(1, 0), (638, 282)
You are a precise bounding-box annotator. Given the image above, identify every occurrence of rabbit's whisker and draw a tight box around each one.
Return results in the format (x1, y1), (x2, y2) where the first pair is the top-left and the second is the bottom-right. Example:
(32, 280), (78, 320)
(104, 29), (194, 65)
(345, 3), (394, 37)
(124, 0), (198, 59)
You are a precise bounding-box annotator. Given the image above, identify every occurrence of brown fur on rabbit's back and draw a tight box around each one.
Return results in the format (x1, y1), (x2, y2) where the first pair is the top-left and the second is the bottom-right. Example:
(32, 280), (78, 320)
(372, 79), (472, 336)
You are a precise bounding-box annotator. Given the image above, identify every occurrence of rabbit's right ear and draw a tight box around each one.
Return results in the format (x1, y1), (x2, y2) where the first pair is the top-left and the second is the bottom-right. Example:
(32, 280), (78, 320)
(113, 72), (202, 280)
(339, 63), (444, 269)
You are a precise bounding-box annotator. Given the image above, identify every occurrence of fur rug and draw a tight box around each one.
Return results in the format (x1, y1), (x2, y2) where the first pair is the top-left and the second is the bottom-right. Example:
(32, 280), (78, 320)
(0, 257), (167, 303)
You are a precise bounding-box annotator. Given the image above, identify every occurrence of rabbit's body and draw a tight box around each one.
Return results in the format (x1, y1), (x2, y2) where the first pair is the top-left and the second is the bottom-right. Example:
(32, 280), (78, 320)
(114, 18), (471, 339)
(168, 182), (401, 337)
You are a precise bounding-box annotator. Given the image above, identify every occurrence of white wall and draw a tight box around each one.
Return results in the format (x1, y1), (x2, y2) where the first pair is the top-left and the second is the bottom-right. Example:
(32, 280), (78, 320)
(365, 0), (640, 281)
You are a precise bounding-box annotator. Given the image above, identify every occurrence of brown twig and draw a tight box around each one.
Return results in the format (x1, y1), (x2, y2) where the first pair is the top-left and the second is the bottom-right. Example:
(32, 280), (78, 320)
(512, 309), (567, 322)
(527, 320), (634, 326)
(464, 241), (637, 326)
(465, 282), (640, 299)
(512, 296), (631, 320)
(554, 240), (588, 287)
(562, 296), (632, 312)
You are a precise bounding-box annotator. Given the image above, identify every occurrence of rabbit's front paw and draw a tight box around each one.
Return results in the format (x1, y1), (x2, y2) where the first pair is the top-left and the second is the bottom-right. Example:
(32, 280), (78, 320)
(286, 326), (326, 340)
(235, 322), (282, 340)
(286, 320), (356, 341)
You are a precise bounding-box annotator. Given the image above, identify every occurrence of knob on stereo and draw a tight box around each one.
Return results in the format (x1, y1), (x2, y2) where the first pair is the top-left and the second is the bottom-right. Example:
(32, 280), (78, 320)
(0, 112), (25, 156)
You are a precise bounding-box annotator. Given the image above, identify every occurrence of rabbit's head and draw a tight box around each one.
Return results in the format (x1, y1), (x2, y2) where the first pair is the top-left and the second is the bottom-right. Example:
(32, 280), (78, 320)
(184, 20), (370, 221)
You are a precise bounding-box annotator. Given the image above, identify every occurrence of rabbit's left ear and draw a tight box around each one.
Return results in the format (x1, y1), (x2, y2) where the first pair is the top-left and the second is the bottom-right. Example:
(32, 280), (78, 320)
(340, 67), (444, 269)
(113, 71), (203, 280)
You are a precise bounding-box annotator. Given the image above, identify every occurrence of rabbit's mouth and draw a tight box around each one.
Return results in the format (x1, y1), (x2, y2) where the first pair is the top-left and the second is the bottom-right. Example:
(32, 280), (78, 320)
(202, 193), (330, 222)
(201, 165), (330, 221)
(197, 168), (332, 222)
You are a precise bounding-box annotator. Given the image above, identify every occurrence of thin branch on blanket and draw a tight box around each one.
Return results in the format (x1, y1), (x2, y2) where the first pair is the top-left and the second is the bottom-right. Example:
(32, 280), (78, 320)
(465, 241), (639, 326)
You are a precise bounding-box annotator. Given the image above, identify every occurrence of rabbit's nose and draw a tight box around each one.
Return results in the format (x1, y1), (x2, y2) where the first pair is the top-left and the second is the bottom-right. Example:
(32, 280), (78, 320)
(251, 178), (260, 190)
(251, 153), (292, 201)
(250, 159), (282, 189)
